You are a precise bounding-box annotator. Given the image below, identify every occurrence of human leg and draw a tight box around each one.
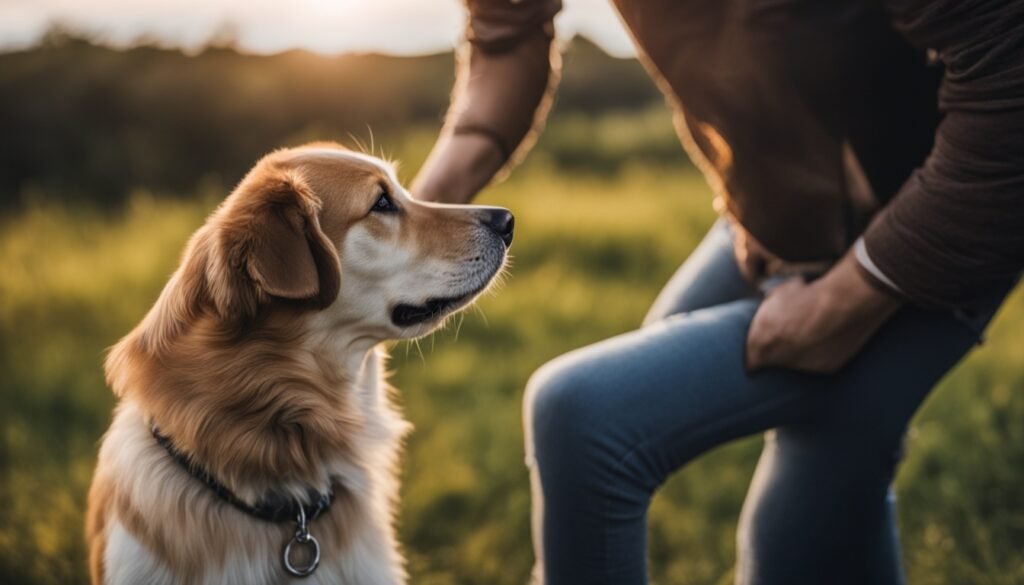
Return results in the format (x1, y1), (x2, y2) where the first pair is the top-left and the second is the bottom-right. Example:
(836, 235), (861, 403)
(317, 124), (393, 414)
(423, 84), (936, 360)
(735, 286), (1011, 585)
(524, 300), (813, 584)
(524, 298), (988, 584)
(643, 218), (754, 324)
(527, 217), (754, 584)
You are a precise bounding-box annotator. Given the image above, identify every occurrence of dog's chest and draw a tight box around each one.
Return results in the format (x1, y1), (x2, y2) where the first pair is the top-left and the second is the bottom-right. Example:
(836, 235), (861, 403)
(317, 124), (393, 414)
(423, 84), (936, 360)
(99, 349), (408, 585)
(105, 519), (364, 585)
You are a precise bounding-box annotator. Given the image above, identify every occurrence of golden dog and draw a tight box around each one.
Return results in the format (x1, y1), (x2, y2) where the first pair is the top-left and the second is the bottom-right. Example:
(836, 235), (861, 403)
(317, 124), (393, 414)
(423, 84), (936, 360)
(87, 143), (513, 584)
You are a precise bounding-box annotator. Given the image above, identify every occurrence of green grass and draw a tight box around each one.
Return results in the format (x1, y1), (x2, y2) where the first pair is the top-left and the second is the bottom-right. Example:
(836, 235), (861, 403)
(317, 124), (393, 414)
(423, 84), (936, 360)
(1, 163), (1022, 584)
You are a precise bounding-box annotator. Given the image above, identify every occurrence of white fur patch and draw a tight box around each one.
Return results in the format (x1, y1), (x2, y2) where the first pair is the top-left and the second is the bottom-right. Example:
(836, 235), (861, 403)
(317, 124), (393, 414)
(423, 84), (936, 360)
(104, 521), (175, 585)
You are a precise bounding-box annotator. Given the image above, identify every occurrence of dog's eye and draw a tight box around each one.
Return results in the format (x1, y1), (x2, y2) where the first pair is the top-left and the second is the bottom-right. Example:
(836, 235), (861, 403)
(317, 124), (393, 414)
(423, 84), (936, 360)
(371, 192), (398, 214)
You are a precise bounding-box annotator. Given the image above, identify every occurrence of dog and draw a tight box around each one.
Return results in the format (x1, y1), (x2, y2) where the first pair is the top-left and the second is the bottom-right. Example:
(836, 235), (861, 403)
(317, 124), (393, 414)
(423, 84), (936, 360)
(86, 142), (513, 584)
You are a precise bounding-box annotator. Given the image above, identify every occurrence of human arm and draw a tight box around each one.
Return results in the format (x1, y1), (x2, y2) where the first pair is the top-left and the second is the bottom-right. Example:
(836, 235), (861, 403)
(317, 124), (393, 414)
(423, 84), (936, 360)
(745, 251), (902, 373)
(858, 0), (1024, 308)
(411, 0), (562, 204)
(747, 1), (1024, 373)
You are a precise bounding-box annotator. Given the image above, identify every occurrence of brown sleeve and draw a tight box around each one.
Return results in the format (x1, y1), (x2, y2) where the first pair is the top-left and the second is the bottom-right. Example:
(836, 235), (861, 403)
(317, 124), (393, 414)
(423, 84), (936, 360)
(863, 0), (1024, 308)
(449, 0), (561, 166)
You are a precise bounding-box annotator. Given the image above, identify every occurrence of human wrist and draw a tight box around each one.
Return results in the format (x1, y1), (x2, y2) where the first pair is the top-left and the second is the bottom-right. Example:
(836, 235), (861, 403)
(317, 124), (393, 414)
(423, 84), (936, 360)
(822, 251), (902, 321)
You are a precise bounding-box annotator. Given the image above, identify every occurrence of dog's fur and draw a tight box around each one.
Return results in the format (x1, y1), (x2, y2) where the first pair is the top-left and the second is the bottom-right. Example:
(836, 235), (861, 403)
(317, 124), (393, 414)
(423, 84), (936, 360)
(86, 143), (510, 584)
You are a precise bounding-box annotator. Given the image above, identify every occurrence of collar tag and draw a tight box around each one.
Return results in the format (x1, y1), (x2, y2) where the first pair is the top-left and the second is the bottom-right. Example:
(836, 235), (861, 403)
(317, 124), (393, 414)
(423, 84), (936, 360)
(283, 503), (321, 578)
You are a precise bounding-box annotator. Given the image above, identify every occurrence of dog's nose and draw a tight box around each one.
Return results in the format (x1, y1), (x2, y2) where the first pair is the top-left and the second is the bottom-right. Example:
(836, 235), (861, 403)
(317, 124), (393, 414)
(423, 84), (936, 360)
(482, 208), (515, 248)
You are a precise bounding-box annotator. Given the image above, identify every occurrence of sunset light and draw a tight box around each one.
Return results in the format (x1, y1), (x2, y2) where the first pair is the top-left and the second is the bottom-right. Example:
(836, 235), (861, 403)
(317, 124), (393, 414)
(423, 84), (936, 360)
(2, 2), (1021, 584)
(0, 0), (635, 56)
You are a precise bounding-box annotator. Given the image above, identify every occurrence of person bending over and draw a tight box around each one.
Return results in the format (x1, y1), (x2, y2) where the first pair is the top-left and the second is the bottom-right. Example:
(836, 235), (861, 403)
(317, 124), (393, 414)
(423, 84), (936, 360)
(413, 1), (1024, 583)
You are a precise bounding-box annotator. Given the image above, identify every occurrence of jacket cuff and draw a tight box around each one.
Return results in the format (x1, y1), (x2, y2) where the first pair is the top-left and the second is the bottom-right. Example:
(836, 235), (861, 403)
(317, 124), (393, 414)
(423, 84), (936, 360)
(853, 237), (903, 299)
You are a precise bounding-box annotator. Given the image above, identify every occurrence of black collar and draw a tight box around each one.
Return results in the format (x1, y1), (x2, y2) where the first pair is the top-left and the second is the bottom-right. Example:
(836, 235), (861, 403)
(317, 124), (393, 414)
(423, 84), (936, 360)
(151, 425), (334, 524)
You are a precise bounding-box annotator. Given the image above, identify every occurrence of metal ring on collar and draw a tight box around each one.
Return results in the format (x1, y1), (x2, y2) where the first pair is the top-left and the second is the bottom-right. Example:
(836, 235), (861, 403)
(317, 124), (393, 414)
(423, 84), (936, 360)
(282, 501), (321, 577)
(283, 531), (321, 578)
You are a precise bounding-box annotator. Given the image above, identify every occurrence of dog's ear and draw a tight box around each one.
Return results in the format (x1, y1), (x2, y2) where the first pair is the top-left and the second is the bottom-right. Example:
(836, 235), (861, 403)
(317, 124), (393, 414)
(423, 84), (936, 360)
(247, 202), (338, 305)
(205, 168), (341, 320)
(242, 171), (341, 311)
(111, 165), (342, 385)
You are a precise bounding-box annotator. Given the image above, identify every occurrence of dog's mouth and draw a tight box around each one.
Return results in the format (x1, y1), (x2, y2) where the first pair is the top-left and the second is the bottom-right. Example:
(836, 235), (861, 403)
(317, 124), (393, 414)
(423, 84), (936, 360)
(391, 286), (487, 328)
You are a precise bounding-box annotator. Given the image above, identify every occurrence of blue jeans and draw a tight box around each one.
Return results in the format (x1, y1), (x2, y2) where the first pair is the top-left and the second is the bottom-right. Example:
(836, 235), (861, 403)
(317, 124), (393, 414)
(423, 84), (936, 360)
(523, 219), (1008, 584)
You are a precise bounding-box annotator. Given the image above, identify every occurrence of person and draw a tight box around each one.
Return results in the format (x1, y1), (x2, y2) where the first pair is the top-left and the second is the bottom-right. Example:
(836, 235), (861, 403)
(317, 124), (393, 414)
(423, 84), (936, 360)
(411, 0), (1024, 583)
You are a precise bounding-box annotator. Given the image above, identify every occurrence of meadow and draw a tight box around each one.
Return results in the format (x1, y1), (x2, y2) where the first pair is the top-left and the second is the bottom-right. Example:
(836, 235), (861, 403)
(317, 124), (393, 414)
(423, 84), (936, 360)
(2, 149), (1023, 584)
(2, 33), (1024, 585)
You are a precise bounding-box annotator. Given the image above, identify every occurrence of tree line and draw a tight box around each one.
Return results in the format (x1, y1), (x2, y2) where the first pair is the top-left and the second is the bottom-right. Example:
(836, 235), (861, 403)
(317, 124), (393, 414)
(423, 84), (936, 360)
(0, 29), (663, 208)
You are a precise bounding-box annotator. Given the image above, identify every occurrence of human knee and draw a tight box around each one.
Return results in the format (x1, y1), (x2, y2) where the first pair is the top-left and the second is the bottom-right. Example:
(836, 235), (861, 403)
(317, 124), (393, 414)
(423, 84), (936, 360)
(523, 355), (598, 461)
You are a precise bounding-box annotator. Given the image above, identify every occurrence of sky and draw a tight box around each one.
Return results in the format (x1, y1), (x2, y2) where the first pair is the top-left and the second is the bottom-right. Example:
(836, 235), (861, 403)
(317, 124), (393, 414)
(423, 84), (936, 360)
(0, 0), (637, 57)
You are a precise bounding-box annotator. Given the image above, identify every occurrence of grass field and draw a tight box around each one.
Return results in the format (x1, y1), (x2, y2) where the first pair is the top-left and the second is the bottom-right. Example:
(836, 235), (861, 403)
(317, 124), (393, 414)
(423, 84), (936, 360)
(1, 161), (1022, 584)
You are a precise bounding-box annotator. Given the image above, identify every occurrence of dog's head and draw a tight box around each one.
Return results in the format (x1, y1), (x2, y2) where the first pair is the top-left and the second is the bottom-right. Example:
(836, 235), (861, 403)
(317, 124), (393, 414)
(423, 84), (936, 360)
(134, 142), (512, 351)
(103, 142), (510, 485)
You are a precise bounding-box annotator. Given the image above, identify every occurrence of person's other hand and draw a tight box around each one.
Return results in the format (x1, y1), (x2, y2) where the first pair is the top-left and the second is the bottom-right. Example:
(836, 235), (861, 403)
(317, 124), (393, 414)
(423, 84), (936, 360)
(745, 251), (902, 373)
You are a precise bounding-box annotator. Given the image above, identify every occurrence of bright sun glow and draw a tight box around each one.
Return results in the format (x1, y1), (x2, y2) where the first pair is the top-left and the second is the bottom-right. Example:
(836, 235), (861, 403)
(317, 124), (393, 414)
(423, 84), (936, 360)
(0, 0), (637, 57)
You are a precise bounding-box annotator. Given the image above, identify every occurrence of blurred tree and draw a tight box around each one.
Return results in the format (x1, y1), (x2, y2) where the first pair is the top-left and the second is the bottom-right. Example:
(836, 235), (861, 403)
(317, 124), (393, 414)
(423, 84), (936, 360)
(0, 30), (663, 209)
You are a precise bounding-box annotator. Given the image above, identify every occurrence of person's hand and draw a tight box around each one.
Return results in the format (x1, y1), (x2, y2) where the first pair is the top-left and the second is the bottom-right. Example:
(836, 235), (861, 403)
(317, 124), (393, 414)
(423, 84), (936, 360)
(745, 251), (902, 373)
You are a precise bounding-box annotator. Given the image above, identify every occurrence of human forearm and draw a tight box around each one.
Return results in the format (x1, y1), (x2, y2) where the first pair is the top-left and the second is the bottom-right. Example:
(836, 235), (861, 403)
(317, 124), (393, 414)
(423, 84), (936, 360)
(413, 2), (560, 203)
(865, 1), (1024, 307)
(862, 108), (1024, 308)
(412, 132), (506, 204)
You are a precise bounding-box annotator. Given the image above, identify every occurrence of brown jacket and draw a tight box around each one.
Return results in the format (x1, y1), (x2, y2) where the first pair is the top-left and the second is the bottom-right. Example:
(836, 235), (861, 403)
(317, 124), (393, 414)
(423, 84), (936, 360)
(452, 0), (1024, 308)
